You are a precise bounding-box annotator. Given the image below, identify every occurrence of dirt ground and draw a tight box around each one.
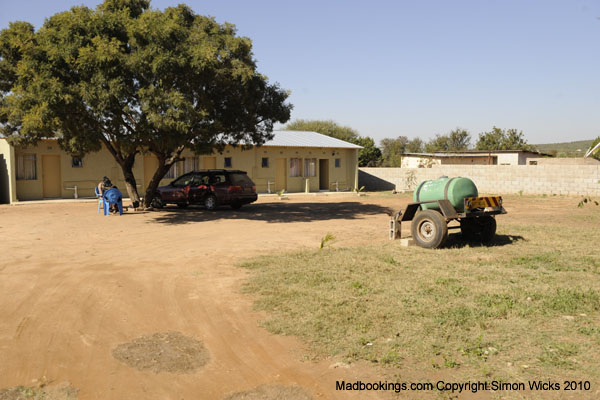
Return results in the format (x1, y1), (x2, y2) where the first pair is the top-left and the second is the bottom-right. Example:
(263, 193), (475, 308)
(0, 193), (582, 399)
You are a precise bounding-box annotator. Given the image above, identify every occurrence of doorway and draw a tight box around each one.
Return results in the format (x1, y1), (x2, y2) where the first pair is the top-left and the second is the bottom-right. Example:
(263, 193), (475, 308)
(275, 158), (286, 191)
(42, 155), (61, 198)
(319, 159), (329, 190)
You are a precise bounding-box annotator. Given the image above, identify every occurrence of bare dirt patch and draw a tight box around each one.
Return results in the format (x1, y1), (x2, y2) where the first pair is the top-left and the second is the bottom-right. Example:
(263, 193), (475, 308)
(112, 331), (209, 373)
(224, 385), (313, 400)
(0, 382), (78, 400)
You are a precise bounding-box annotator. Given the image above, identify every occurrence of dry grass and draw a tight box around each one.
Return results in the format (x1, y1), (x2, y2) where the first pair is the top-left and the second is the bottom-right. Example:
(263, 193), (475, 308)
(241, 197), (600, 387)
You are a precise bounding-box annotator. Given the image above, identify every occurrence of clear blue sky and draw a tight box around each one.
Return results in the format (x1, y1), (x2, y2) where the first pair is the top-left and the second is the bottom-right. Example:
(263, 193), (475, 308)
(1, 0), (599, 145)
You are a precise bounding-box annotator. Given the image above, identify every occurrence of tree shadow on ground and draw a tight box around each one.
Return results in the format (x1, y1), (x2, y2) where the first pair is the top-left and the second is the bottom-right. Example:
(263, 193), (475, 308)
(149, 201), (394, 225)
(444, 233), (525, 249)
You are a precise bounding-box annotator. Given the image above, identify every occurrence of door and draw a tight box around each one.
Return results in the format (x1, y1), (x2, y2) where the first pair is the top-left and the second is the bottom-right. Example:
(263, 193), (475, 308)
(203, 156), (216, 169)
(42, 155), (61, 198)
(275, 158), (286, 191)
(319, 159), (329, 190)
(144, 155), (158, 192)
(189, 173), (209, 203)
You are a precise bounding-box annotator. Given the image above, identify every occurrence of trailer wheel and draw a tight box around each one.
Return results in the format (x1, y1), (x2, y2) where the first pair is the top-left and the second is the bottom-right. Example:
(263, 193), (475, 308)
(411, 210), (448, 248)
(479, 216), (496, 243)
(460, 216), (496, 243)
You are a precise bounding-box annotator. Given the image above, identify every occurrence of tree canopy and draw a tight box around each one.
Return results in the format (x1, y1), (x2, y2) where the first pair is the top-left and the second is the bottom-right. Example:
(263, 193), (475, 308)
(424, 128), (471, 152)
(284, 119), (358, 142)
(380, 136), (408, 167)
(0, 0), (291, 206)
(352, 136), (381, 167)
(475, 127), (531, 151)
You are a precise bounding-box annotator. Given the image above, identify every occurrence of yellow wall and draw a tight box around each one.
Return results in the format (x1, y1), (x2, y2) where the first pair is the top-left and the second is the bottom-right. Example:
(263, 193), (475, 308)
(14, 140), (144, 201)
(0, 139), (17, 203)
(146, 146), (358, 193)
(9, 140), (359, 201)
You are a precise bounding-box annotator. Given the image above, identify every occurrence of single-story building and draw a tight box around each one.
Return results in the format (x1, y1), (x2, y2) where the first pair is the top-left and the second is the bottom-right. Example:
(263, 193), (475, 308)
(0, 130), (360, 203)
(401, 150), (552, 168)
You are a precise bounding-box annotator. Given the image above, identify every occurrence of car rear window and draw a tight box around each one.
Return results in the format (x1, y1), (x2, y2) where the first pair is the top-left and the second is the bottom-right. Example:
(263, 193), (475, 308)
(229, 173), (253, 185)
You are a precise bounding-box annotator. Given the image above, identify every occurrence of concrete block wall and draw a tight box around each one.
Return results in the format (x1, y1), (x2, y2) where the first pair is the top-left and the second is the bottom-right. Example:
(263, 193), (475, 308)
(359, 164), (600, 196)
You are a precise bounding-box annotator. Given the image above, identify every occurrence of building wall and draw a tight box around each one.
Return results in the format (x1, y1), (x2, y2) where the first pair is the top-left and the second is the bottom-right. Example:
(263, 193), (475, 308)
(440, 156), (492, 165)
(360, 164), (600, 196)
(7, 140), (358, 202)
(401, 156), (441, 168)
(0, 139), (17, 204)
(13, 140), (145, 200)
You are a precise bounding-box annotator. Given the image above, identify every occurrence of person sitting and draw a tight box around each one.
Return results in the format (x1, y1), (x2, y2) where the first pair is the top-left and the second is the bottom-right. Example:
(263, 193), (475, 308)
(103, 186), (123, 215)
(98, 176), (113, 195)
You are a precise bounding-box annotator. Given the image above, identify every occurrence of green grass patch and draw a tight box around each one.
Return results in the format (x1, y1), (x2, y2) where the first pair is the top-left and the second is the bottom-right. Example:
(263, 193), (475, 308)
(241, 215), (600, 383)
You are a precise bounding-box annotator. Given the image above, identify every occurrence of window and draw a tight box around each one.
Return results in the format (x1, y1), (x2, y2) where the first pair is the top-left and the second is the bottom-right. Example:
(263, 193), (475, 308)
(304, 158), (316, 177)
(209, 173), (226, 185)
(261, 157), (269, 168)
(165, 163), (178, 179)
(335, 158), (341, 168)
(183, 157), (197, 173)
(171, 174), (194, 187)
(16, 154), (37, 180)
(529, 160), (538, 165)
(289, 158), (301, 177)
(224, 157), (232, 168)
(72, 157), (83, 168)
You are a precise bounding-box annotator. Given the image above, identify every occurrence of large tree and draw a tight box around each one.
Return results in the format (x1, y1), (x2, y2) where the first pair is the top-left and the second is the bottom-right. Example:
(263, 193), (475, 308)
(380, 136), (408, 167)
(0, 0), (291, 207)
(405, 137), (424, 153)
(285, 119), (358, 142)
(475, 127), (531, 151)
(424, 128), (471, 152)
(352, 136), (381, 167)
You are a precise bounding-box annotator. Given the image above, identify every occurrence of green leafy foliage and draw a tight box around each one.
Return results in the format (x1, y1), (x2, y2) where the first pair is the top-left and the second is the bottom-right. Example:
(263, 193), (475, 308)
(424, 128), (471, 152)
(319, 232), (336, 249)
(285, 119), (358, 142)
(0, 0), (292, 206)
(379, 136), (407, 167)
(476, 127), (531, 151)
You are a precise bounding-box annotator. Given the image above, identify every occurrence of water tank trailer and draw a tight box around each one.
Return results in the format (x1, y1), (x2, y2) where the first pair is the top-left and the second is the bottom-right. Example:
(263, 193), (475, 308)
(391, 177), (507, 248)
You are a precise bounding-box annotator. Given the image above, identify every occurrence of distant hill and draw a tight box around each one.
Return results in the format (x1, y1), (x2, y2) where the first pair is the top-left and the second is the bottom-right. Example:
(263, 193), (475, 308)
(532, 139), (594, 157)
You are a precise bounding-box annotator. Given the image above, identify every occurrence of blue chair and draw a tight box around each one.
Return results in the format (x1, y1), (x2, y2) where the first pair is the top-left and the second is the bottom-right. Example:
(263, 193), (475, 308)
(102, 187), (123, 216)
(95, 187), (104, 213)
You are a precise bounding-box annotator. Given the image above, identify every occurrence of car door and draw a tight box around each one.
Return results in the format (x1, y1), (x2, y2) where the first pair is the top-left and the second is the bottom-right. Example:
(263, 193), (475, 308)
(208, 172), (229, 203)
(188, 173), (209, 204)
(166, 174), (194, 203)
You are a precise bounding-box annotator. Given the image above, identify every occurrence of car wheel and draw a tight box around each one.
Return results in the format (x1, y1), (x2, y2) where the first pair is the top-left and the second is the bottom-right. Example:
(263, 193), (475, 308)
(177, 203), (188, 209)
(204, 195), (218, 211)
(411, 210), (448, 249)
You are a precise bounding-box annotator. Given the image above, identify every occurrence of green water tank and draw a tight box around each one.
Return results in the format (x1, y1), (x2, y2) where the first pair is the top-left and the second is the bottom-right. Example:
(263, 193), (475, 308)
(413, 177), (478, 212)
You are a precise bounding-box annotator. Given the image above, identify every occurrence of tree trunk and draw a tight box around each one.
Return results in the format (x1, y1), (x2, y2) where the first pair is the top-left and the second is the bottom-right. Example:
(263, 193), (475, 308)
(143, 156), (172, 208)
(117, 153), (141, 208)
(142, 146), (186, 208)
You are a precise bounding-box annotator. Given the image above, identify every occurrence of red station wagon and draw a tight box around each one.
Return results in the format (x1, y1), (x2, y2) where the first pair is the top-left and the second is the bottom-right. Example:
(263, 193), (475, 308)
(153, 170), (258, 210)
